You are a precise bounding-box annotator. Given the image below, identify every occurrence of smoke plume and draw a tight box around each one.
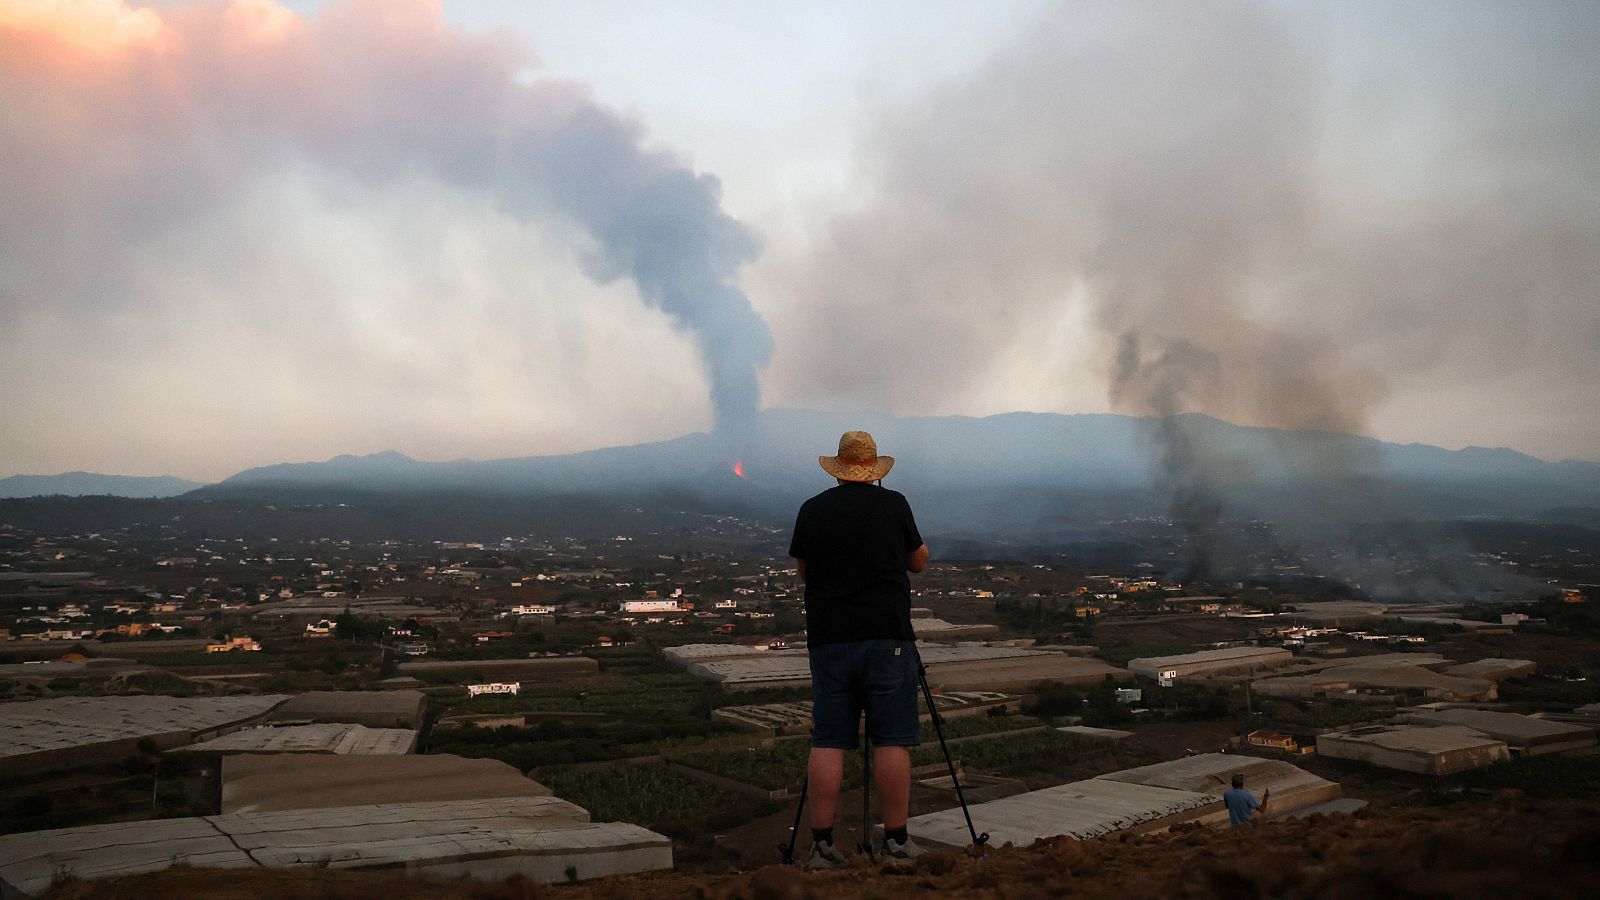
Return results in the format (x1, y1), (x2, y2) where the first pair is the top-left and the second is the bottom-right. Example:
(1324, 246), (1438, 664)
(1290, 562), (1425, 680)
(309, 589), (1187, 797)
(0, 0), (770, 476)
(763, 0), (1599, 462)
(1111, 335), (1230, 579)
(758, 0), (1598, 592)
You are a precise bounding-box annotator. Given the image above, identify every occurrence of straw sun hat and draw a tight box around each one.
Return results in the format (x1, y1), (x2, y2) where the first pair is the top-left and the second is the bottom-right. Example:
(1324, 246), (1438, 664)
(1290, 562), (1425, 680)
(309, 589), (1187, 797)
(819, 431), (894, 482)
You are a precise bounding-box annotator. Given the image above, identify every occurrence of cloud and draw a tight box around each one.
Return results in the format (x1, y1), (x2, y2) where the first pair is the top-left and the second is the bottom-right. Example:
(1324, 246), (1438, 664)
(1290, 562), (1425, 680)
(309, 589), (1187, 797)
(0, 0), (770, 478)
(759, 0), (1600, 461)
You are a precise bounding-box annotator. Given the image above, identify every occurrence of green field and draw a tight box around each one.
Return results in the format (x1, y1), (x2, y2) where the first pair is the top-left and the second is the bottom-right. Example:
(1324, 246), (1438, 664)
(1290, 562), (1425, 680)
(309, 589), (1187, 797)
(427, 715), (741, 770)
(442, 672), (714, 717)
(537, 763), (778, 839)
(929, 728), (1103, 774)
(921, 712), (1044, 742)
(670, 740), (820, 791)
(668, 720), (1086, 792)
(426, 672), (766, 768)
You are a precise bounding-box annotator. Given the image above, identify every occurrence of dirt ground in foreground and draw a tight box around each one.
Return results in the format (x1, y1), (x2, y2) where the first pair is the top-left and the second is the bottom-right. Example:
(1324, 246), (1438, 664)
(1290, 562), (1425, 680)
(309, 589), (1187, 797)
(43, 795), (1598, 900)
(689, 722), (1223, 872)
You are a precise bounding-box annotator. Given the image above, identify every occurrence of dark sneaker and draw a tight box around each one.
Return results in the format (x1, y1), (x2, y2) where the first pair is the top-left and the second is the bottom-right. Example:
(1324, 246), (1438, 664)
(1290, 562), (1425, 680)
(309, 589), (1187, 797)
(883, 833), (925, 860)
(807, 839), (847, 869)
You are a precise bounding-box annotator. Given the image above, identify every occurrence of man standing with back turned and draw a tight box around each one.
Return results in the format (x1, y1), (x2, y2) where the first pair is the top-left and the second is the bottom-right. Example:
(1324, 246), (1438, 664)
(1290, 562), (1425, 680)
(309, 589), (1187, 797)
(789, 431), (930, 868)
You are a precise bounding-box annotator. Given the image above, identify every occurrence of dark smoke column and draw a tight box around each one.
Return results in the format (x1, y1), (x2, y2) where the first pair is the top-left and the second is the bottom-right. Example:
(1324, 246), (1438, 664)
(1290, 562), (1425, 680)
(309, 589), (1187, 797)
(1112, 333), (1236, 582)
(500, 106), (773, 440)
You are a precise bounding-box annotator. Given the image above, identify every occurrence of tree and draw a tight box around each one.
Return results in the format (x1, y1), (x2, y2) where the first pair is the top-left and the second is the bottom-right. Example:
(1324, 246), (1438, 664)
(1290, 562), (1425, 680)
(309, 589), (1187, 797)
(334, 609), (380, 642)
(1083, 675), (1134, 726)
(1023, 680), (1084, 717)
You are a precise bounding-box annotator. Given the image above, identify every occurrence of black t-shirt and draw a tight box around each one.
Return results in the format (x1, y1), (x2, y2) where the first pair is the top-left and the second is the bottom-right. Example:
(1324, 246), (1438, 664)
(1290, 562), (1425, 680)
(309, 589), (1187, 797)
(788, 482), (923, 646)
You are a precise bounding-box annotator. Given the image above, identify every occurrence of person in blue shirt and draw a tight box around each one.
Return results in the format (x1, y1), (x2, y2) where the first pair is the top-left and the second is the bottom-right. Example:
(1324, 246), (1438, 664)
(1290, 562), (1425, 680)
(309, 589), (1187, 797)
(1223, 774), (1270, 826)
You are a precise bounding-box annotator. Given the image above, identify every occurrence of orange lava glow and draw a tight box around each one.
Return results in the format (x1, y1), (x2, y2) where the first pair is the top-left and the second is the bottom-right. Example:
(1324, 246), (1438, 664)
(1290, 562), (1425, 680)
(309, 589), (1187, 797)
(731, 459), (745, 479)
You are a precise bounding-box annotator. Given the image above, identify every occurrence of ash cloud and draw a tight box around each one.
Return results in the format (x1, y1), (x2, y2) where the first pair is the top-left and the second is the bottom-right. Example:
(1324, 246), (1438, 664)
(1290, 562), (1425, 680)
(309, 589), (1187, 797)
(765, 0), (1600, 463)
(762, 0), (1598, 593)
(0, 0), (770, 475)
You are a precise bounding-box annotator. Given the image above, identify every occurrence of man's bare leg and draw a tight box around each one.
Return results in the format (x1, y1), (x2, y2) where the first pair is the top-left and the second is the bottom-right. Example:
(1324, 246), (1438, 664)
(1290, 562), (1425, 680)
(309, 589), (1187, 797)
(807, 747), (845, 830)
(873, 745), (911, 830)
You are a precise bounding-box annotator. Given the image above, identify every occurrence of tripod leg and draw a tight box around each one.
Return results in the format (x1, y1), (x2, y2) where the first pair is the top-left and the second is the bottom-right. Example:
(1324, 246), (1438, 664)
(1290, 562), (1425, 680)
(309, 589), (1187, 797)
(781, 773), (809, 865)
(859, 734), (875, 859)
(915, 653), (989, 849)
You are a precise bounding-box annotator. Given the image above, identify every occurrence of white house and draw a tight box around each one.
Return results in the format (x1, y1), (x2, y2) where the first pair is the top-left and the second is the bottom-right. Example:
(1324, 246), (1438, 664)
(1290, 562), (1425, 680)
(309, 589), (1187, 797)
(622, 599), (683, 614)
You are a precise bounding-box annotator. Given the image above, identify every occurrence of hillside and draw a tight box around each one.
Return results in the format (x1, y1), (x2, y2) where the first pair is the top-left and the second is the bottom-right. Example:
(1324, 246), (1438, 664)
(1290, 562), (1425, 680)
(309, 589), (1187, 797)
(185, 408), (1600, 540)
(208, 410), (1600, 509)
(39, 795), (1596, 899)
(6, 410), (1600, 600)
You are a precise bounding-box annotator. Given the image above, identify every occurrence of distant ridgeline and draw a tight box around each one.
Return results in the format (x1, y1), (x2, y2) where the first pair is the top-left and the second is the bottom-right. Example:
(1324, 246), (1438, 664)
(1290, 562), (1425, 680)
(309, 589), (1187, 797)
(0, 472), (204, 499)
(3, 410), (1598, 579)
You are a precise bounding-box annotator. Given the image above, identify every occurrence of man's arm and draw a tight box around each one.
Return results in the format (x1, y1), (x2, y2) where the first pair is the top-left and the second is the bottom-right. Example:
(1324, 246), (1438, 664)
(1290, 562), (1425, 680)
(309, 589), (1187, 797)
(905, 544), (929, 574)
(789, 502), (808, 584)
(1255, 788), (1270, 820)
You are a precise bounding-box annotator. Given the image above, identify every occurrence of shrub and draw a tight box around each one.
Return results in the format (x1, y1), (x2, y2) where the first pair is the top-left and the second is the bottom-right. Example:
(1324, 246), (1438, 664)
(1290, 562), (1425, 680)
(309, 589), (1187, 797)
(1082, 675), (1134, 726)
(1461, 755), (1600, 799)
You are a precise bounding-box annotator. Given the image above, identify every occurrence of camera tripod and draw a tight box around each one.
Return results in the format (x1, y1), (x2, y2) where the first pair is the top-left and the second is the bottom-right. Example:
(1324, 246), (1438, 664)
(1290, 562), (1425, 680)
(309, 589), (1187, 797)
(779, 646), (989, 865)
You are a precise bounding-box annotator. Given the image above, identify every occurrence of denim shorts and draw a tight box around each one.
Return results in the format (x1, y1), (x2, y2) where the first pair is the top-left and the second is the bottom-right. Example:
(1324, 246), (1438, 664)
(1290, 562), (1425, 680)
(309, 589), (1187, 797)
(808, 638), (921, 749)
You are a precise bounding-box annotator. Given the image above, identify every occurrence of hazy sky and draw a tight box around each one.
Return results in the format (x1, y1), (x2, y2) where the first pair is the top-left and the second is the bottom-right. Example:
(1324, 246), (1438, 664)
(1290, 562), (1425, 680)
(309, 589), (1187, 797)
(2, 0), (1597, 480)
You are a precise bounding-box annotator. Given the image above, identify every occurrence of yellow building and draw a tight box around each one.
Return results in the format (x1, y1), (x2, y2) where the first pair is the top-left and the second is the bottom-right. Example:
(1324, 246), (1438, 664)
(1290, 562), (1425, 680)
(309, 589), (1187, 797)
(1247, 730), (1299, 752)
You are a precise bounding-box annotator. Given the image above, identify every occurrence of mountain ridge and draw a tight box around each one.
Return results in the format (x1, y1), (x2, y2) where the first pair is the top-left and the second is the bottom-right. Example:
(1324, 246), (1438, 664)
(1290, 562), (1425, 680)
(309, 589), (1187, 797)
(210, 408), (1600, 497)
(0, 472), (206, 499)
(8, 411), (1600, 525)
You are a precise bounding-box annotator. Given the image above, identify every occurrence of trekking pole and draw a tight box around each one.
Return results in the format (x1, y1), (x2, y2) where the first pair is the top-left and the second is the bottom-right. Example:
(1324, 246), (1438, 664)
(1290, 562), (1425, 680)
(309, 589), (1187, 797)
(779, 773), (809, 865)
(914, 647), (989, 849)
